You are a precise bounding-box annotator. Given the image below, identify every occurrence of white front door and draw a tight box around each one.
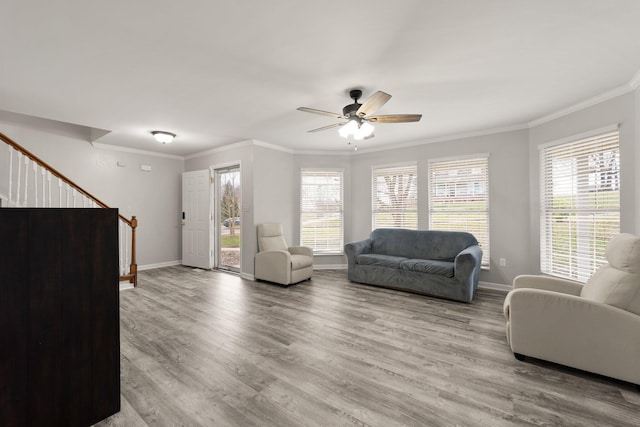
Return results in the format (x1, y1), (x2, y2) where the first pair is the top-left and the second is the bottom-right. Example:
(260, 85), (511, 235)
(182, 170), (212, 269)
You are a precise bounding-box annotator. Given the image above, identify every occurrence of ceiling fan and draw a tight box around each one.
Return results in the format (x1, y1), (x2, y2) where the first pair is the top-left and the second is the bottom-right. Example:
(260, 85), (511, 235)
(297, 89), (422, 140)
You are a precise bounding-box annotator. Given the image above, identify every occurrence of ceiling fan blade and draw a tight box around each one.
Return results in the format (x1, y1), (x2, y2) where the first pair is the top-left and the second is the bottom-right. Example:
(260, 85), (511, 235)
(367, 114), (422, 123)
(297, 107), (344, 119)
(356, 91), (392, 117)
(308, 122), (346, 133)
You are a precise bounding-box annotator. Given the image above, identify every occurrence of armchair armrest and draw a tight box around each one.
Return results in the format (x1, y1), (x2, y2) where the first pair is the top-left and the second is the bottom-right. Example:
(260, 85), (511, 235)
(255, 250), (291, 264)
(504, 288), (640, 384)
(512, 274), (583, 295)
(288, 246), (313, 257)
(255, 250), (292, 285)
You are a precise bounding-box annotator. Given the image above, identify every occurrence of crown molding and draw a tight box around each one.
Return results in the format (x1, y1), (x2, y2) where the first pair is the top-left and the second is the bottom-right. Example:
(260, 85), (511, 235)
(528, 83), (635, 128)
(253, 139), (295, 154)
(294, 149), (354, 157)
(91, 142), (184, 160)
(184, 139), (254, 159)
(630, 69), (640, 90)
(352, 123), (529, 155)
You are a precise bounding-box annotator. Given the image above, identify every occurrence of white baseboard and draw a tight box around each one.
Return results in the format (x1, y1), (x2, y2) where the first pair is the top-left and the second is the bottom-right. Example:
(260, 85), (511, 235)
(138, 260), (182, 271)
(478, 281), (512, 292)
(313, 264), (348, 270)
(119, 281), (135, 291)
(240, 272), (255, 281)
(134, 261), (511, 293)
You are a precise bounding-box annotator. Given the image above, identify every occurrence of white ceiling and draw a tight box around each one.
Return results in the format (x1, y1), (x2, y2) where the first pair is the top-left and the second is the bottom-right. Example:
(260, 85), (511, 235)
(2, 1), (640, 157)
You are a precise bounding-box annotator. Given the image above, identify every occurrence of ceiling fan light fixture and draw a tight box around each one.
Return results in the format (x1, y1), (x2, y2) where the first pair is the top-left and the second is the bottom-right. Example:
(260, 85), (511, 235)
(358, 121), (374, 139)
(339, 118), (374, 140)
(338, 120), (359, 138)
(298, 89), (420, 140)
(151, 131), (176, 144)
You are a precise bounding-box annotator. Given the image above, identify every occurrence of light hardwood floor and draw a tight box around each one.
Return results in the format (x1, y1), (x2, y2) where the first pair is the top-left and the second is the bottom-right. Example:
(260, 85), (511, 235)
(96, 266), (640, 427)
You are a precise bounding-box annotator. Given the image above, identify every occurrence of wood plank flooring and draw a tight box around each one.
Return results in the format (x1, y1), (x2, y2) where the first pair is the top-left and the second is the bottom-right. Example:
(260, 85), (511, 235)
(95, 266), (640, 426)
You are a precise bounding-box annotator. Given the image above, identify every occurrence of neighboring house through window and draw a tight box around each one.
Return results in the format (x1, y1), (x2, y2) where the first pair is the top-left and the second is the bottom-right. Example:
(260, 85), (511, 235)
(300, 169), (344, 254)
(372, 163), (418, 230)
(428, 155), (490, 268)
(540, 128), (620, 282)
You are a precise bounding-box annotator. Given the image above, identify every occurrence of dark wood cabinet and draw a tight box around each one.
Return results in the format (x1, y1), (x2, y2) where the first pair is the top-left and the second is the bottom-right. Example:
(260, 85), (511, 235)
(0, 209), (120, 426)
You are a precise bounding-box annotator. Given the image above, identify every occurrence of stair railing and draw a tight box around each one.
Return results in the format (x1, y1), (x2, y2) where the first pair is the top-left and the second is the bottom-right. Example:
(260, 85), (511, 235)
(0, 131), (137, 286)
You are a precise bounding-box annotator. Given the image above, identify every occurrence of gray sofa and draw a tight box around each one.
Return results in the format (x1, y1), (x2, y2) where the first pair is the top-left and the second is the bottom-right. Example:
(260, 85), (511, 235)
(344, 229), (483, 303)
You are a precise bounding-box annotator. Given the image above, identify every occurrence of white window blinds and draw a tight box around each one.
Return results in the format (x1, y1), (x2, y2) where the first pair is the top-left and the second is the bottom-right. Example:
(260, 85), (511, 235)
(540, 129), (620, 282)
(372, 164), (418, 230)
(300, 169), (344, 254)
(428, 156), (489, 268)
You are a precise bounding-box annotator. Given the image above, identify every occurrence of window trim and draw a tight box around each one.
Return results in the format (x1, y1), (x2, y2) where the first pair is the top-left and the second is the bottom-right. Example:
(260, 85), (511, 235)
(539, 127), (620, 282)
(299, 168), (344, 255)
(371, 162), (418, 231)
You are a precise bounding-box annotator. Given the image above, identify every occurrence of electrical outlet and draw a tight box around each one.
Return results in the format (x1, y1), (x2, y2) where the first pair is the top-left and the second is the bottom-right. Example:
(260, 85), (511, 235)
(499, 258), (507, 267)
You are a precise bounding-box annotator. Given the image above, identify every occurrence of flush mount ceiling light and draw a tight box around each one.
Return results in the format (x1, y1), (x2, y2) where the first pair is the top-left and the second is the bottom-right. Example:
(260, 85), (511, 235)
(151, 131), (176, 144)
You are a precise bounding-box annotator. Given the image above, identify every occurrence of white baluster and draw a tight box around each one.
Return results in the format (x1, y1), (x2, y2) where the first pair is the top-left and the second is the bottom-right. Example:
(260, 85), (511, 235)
(119, 222), (125, 275)
(23, 156), (29, 207)
(41, 167), (46, 207)
(47, 171), (52, 207)
(8, 147), (13, 204)
(58, 178), (63, 208)
(33, 162), (38, 207)
(125, 224), (130, 275)
(72, 189), (77, 208)
(16, 153), (22, 206)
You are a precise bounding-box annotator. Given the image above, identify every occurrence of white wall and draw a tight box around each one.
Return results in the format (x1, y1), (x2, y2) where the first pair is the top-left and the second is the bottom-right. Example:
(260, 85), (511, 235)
(0, 112), (184, 267)
(253, 144), (295, 244)
(350, 129), (532, 285)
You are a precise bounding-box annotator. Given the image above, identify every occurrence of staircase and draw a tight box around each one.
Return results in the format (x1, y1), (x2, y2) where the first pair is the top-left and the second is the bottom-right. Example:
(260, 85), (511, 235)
(0, 131), (138, 286)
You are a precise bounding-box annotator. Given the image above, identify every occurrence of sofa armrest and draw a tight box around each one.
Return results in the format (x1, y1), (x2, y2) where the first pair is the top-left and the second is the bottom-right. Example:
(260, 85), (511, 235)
(453, 245), (482, 286)
(512, 274), (583, 295)
(344, 239), (372, 267)
(504, 288), (640, 384)
(288, 246), (313, 257)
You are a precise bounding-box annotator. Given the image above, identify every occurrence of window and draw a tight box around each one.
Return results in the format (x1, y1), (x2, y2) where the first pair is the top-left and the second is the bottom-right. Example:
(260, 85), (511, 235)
(428, 156), (490, 268)
(300, 169), (344, 254)
(372, 164), (417, 230)
(540, 129), (620, 282)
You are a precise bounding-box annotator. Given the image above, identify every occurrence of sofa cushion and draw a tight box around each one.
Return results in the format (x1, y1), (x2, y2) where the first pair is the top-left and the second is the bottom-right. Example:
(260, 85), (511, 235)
(370, 229), (478, 261)
(400, 259), (454, 277)
(356, 254), (407, 269)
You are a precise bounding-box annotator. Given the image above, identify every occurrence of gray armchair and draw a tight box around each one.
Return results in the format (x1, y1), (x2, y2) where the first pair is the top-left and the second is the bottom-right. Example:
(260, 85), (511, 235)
(255, 223), (313, 285)
(503, 233), (640, 387)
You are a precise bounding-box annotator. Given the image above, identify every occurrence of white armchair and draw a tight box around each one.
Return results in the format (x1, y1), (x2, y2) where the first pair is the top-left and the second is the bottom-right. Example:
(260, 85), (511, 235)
(503, 233), (640, 387)
(255, 223), (313, 285)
